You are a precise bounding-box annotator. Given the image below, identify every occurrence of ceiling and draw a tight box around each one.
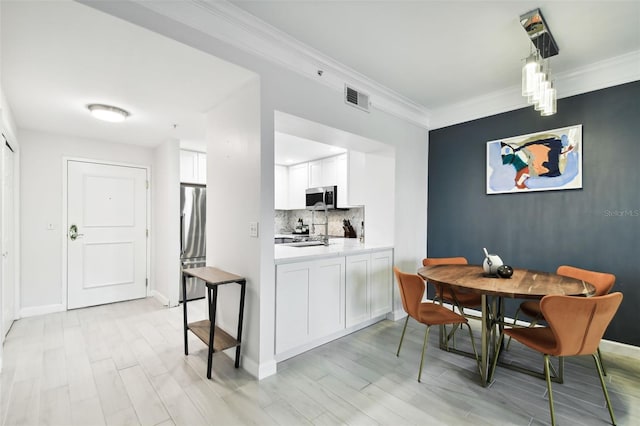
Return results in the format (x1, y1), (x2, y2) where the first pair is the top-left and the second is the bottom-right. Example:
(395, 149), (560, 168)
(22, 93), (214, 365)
(1, 1), (255, 149)
(2, 1), (639, 159)
(229, 1), (640, 109)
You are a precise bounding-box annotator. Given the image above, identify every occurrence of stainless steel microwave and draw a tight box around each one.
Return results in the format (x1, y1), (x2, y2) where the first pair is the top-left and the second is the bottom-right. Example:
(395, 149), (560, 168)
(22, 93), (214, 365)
(305, 186), (337, 210)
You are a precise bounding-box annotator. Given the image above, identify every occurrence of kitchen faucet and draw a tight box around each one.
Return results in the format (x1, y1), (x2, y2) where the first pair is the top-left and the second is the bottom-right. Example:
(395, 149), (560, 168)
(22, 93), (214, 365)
(310, 201), (329, 246)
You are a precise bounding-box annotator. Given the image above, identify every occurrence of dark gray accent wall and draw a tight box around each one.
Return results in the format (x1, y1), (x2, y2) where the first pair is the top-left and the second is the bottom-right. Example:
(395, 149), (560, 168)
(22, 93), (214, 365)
(427, 81), (640, 346)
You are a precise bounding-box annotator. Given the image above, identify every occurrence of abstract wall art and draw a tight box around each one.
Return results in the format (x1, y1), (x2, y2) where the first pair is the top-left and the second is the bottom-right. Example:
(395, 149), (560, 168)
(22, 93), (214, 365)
(486, 125), (582, 194)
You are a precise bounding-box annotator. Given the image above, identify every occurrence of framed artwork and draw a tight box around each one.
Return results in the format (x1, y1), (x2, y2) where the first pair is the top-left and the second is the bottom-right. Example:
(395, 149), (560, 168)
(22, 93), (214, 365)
(486, 124), (582, 194)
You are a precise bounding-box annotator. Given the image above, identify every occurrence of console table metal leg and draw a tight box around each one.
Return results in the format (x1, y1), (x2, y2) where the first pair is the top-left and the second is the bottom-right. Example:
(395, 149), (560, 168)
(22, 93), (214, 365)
(206, 285), (219, 379)
(183, 272), (189, 355)
(235, 280), (246, 368)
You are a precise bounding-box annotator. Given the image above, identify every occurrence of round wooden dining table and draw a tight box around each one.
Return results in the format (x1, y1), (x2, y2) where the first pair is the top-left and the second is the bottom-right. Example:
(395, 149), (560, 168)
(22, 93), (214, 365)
(417, 264), (596, 386)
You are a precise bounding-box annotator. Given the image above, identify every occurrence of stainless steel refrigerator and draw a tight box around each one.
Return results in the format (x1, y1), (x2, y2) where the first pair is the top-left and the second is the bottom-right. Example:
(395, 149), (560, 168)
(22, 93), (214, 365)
(180, 183), (206, 302)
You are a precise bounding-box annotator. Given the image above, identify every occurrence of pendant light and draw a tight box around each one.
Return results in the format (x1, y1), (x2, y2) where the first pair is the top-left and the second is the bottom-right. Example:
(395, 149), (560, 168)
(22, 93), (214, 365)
(519, 8), (559, 116)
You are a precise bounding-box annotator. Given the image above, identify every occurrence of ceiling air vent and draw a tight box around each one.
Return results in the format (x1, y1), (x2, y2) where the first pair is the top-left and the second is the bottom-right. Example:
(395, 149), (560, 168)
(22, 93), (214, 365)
(344, 85), (370, 113)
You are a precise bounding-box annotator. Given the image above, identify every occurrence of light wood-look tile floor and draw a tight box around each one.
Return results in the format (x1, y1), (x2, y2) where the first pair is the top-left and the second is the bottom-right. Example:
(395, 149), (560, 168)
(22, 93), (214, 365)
(1, 297), (638, 425)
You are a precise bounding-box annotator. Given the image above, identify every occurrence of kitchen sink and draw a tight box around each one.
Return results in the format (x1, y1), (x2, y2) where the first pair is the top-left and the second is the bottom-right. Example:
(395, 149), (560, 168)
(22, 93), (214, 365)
(285, 240), (328, 247)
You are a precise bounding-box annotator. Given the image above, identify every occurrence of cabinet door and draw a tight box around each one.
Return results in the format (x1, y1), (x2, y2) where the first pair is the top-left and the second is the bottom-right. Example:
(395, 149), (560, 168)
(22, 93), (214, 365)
(309, 257), (345, 338)
(347, 151), (366, 206)
(197, 152), (207, 184)
(321, 156), (339, 187)
(370, 250), (393, 318)
(275, 262), (311, 354)
(308, 160), (323, 188)
(288, 163), (309, 210)
(345, 253), (370, 327)
(274, 165), (288, 209)
(180, 150), (199, 183)
(335, 153), (349, 208)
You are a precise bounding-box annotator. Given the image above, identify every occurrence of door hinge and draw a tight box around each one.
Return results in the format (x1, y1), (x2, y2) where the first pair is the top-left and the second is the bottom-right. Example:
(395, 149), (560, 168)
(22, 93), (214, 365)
(146, 180), (149, 189)
(145, 278), (148, 287)
(146, 229), (149, 238)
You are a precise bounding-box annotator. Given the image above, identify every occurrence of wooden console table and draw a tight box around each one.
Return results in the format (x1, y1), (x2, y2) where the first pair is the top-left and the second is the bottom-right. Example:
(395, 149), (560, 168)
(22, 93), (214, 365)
(182, 266), (246, 379)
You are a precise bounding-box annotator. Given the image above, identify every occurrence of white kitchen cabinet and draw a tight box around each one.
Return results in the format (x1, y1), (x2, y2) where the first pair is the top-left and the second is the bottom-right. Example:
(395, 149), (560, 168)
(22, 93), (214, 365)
(288, 162), (309, 210)
(180, 150), (206, 184)
(275, 257), (345, 355)
(370, 249), (394, 318)
(345, 151), (365, 206)
(345, 249), (393, 327)
(274, 165), (288, 209)
(197, 152), (206, 183)
(309, 257), (345, 338)
(277, 152), (364, 209)
(275, 261), (312, 354)
(308, 159), (323, 188)
(345, 253), (370, 327)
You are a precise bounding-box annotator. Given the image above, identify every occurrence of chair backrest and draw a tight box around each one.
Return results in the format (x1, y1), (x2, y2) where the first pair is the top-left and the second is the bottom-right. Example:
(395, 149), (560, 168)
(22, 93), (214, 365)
(556, 265), (616, 296)
(422, 257), (468, 267)
(541, 292), (623, 356)
(393, 267), (425, 320)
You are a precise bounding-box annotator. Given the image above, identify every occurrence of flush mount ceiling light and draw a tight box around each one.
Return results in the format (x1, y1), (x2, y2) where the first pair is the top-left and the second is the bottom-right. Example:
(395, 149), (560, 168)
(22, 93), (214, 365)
(87, 104), (130, 122)
(520, 8), (558, 116)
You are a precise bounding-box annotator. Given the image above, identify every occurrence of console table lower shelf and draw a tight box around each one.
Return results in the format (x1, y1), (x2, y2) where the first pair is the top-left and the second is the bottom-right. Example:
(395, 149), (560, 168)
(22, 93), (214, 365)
(182, 266), (247, 379)
(187, 320), (240, 353)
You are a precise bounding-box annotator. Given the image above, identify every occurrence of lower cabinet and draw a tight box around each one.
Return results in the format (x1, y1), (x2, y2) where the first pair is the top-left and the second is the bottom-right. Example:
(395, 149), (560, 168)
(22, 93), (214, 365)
(275, 257), (345, 355)
(275, 249), (393, 359)
(346, 250), (393, 327)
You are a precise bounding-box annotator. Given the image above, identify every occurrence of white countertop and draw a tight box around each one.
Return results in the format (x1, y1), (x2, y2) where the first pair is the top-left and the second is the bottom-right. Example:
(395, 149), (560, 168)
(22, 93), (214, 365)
(275, 237), (393, 264)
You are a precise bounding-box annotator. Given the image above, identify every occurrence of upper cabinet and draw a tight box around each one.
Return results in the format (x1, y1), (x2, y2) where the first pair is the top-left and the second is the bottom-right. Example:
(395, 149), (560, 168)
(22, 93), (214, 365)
(287, 162), (309, 210)
(274, 165), (289, 210)
(275, 152), (364, 210)
(180, 150), (206, 185)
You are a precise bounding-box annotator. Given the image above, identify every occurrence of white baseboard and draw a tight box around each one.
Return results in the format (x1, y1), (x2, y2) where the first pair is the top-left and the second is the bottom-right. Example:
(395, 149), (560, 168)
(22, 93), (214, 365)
(423, 298), (640, 359)
(600, 339), (640, 359)
(151, 290), (170, 307)
(255, 358), (277, 380)
(274, 314), (388, 364)
(389, 309), (407, 321)
(20, 303), (65, 318)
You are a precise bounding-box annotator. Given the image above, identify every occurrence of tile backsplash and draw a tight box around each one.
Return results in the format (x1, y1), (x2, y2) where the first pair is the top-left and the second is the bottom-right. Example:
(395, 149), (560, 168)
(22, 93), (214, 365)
(275, 207), (364, 239)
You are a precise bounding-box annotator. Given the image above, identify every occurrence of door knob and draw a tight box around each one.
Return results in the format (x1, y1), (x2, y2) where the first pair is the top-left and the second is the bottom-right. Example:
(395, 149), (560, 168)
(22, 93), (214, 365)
(68, 224), (84, 241)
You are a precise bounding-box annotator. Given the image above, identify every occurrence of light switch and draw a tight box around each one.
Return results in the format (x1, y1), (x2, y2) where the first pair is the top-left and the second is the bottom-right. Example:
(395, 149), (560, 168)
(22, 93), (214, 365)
(47, 223), (55, 230)
(249, 221), (259, 237)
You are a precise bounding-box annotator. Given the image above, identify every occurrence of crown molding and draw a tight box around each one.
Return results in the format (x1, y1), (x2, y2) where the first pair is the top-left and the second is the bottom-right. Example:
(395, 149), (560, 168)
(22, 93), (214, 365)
(429, 50), (640, 130)
(87, 0), (638, 131)
(124, 0), (431, 128)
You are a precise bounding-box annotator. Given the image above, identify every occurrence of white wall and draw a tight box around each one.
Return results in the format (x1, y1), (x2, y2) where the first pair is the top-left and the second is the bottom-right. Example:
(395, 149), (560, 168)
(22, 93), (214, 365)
(205, 78), (262, 373)
(151, 139), (180, 305)
(363, 152), (395, 247)
(19, 129), (155, 314)
(86, 1), (429, 378)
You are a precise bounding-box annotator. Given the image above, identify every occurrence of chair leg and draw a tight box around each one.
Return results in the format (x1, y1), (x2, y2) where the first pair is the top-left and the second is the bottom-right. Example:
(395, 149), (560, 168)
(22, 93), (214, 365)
(593, 353), (617, 425)
(544, 354), (556, 426)
(396, 315), (409, 357)
(597, 346), (607, 376)
(418, 325), (431, 382)
(505, 307), (520, 350)
(464, 322), (483, 381)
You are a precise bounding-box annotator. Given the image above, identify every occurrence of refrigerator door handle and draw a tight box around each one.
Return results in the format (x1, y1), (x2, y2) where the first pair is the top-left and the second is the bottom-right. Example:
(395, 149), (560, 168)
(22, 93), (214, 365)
(180, 213), (185, 256)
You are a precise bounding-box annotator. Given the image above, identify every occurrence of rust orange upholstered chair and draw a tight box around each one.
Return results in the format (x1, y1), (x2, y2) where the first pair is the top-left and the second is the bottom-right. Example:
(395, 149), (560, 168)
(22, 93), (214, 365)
(394, 267), (480, 382)
(508, 265), (615, 373)
(491, 293), (623, 426)
(422, 257), (482, 315)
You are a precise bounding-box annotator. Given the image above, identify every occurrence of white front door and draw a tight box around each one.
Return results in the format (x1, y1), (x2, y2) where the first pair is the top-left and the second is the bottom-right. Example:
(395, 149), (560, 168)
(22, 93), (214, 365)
(67, 160), (148, 309)
(2, 141), (15, 338)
